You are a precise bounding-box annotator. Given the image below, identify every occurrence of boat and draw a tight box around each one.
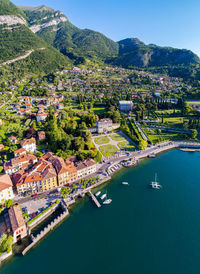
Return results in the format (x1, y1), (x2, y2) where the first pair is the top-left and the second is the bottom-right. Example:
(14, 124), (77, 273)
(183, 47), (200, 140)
(103, 199), (112, 205)
(150, 173), (162, 189)
(95, 191), (101, 197)
(100, 193), (107, 200)
(122, 182), (129, 185)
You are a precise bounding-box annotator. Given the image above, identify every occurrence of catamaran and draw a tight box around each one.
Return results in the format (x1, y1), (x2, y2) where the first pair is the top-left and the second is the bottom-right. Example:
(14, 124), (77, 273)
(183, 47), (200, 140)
(103, 199), (112, 205)
(95, 191), (101, 197)
(150, 173), (162, 189)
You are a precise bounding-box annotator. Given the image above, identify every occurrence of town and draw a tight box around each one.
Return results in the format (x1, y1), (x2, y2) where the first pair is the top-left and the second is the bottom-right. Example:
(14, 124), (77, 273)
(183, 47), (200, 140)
(0, 65), (200, 263)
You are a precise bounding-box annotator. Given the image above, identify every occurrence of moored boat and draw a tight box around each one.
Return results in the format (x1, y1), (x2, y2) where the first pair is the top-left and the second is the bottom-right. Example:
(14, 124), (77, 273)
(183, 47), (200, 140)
(103, 199), (112, 205)
(95, 191), (101, 197)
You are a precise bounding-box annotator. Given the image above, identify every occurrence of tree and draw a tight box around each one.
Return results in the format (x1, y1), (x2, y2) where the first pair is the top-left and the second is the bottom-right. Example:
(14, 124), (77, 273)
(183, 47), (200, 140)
(5, 199), (13, 209)
(191, 129), (198, 139)
(138, 140), (147, 150)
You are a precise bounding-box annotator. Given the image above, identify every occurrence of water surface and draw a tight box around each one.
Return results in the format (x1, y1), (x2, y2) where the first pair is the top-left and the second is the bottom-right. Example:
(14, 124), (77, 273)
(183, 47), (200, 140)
(1, 150), (200, 274)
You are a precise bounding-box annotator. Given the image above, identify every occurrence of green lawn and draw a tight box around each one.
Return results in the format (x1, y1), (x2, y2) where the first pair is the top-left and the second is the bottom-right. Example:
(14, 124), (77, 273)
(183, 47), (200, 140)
(163, 117), (184, 127)
(145, 131), (189, 144)
(110, 133), (125, 141)
(94, 136), (110, 145)
(117, 141), (135, 151)
(186, 100), (200, 105)
(92, 107), (107, 115)
(99, 144), (118, 157)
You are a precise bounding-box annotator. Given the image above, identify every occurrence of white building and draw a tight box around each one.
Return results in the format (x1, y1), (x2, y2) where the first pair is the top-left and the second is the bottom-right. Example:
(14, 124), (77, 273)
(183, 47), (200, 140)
(36, 113), (48, 123)
(0, 174), (14, 203)
(75, 159), (97, 179)
(96, 118), (113, 133)
(119, 101), (133, 112)
(20, 138), (36, 153)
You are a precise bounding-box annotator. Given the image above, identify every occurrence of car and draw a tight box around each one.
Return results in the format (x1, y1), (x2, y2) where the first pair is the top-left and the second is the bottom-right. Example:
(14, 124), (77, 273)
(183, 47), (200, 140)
(32, 212), (36, 217)
(32, 193), (38, 198)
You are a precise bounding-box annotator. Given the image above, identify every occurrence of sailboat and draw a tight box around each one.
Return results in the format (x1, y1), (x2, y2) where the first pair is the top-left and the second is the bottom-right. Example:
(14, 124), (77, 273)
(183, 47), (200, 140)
(150, 173), (162, 189)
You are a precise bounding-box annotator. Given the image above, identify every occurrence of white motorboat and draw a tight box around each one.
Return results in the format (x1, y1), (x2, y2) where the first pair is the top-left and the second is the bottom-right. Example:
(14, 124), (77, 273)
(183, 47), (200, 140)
(103, 199), (112, 205)
(95, 191), (101, 197)
(100, 193), (107, 200)
(122, 182), (129, 185)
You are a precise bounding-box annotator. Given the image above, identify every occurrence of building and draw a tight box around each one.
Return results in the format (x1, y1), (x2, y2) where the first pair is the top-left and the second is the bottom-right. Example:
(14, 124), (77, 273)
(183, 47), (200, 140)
(9, 136), (18, 144)
(36, 112), (48, 123)
(8, 204), (27, 243)
(21, 138), (36, 153)
(41, 166), (57, 192)
(119, 101), (133, 112)
(0, 174), (14, 203)
(4, 154), (37, 175)
(37, 131), (46, 141)
(75, 159), (97, 180)
(0, 144), (4, 151)
(66, 159), (78, 183)
(13, 171), (42, 195)
(96, 119), (113, 133)
(49, 156), (69, 186)
(14, 148), (26, 158)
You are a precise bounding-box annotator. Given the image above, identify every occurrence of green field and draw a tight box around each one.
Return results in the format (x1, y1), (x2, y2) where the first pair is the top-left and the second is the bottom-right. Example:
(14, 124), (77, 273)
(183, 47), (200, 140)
(163, 117), (184, 127)
(99, 144), (118, 157)
(92, 107), (107, 115)
(144, 128), (189, 144)
(117, 141), (135, 151)
(110, 133), (125, 141)
(186, 101), (200, 105)
(94, 136), (110, 145)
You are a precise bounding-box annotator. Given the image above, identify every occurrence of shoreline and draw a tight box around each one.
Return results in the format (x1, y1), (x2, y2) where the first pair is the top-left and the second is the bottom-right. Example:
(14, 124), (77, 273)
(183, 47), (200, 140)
(2, 140), (200, 263)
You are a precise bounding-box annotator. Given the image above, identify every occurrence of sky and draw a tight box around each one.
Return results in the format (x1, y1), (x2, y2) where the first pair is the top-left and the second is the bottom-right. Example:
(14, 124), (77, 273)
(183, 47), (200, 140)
(13, 0), (200, 56)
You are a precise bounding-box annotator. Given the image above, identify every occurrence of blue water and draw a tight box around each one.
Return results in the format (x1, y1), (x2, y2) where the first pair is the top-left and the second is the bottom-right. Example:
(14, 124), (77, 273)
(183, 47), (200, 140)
(1, 149), (200, 274)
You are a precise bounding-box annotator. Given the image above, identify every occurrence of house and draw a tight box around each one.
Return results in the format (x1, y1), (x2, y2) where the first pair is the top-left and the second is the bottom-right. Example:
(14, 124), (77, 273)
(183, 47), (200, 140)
(7, 204), (27, 243)
(4, 153), (37, 175)
(13, 171), (42, 195)
(37, 131), (46, 141)
(36, 112), (48, 123)
(0, 174), (14, 203)
(96, 118), (113, 133)
(14, 148), (26, 158)
(0, 144), (4, 151)
(49, 156), (69, 186)
(41, 166), (57, 192)
(119, 101), (133, 112)
(66, 160), (78, 183)
(9, 136), (18, 144)
(74, 159), (97, 179)
(21, 138), (36, 153)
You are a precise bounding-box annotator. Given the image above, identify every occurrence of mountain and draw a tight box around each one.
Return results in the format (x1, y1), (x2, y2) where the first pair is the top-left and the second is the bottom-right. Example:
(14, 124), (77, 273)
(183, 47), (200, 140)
(20, 5), (119, 62)
(107, 38), (200, 68)
(0, 0), (70, 77)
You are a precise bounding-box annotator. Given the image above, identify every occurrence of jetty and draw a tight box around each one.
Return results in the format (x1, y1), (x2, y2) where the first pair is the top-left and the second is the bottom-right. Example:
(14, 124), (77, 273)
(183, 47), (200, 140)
(89, 190), (101, 208)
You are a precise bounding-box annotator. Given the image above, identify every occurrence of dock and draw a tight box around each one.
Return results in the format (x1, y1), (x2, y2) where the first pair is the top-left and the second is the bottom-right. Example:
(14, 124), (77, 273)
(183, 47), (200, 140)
(89, 190), (101, 208)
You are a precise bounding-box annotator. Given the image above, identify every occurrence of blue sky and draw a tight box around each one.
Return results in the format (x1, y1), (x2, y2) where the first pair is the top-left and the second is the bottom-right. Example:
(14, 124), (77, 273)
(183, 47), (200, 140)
(13, 0), (200, 56)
